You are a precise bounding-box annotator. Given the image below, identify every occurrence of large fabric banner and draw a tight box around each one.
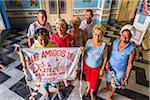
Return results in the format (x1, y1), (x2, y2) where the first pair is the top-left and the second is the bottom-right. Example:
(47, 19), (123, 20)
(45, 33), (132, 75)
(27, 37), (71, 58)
(20, 47), (82, 83)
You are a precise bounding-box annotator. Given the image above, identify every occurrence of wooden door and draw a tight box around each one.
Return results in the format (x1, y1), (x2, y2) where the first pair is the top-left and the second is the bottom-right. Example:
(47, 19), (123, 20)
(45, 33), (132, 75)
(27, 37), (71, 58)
(118, 0), (138, 21)
(43, 0), (73, 25)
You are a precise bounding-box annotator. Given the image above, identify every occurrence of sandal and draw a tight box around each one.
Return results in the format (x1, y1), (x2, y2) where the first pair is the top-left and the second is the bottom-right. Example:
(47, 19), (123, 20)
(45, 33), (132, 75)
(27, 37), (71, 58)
(108, 95), (113, 100)
(99, 88), (109, 93)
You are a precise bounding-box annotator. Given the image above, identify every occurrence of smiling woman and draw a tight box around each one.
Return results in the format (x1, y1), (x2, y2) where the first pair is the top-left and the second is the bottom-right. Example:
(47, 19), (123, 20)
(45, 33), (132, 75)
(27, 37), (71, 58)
(50, 18), (73, 47)
(83, 24), (108, 100)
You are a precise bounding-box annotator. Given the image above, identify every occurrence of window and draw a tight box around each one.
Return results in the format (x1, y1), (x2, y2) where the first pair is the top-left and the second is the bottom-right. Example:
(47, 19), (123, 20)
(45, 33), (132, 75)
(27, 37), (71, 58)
(49, 0), (66, 14)
(104, 0), (110, 8)
(49, 0), (57, 14)
(111, 0), (118, 8)
(83, 0), (91, 2)
(147, 0), (150, 11)
(59, 0), (66, 14)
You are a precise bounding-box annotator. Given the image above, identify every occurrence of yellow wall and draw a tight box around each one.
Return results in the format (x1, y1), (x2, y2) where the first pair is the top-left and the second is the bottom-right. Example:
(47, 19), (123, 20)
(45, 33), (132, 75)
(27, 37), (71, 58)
(118, 0), (138, 21)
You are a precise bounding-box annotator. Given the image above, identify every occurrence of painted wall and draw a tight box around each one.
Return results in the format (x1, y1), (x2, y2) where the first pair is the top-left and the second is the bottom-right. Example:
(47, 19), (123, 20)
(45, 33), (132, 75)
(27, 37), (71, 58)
(74, 0), (98, 8)
(2, 0), (41, 29)
(73, 0), (112, 25)
(1, 0), (141, 29)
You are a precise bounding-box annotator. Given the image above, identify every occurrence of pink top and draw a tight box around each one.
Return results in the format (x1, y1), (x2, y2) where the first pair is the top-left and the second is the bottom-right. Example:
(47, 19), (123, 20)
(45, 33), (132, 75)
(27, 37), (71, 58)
(50, 32), (73, 47)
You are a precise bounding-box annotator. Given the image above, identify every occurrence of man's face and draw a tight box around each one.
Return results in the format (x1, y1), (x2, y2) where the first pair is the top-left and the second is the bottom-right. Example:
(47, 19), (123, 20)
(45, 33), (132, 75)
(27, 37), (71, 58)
(38, 12), (46, 25)
(84, 11), (93, 23)
(120, 31), (132, 43)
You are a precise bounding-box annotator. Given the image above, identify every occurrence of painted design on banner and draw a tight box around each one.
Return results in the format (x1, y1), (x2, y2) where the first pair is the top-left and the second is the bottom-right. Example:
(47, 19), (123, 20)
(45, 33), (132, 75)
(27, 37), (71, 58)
(21, 48), (82, 83)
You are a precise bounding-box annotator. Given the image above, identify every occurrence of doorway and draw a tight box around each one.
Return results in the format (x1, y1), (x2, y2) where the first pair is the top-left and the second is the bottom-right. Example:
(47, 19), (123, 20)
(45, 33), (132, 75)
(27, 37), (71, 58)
(43, 0), (73, 25)
(118, 0), (138, 22)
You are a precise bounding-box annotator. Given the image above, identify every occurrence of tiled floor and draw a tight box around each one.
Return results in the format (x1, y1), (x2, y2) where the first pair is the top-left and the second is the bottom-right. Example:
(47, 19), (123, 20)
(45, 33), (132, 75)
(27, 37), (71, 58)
(0, 22), (149, 100)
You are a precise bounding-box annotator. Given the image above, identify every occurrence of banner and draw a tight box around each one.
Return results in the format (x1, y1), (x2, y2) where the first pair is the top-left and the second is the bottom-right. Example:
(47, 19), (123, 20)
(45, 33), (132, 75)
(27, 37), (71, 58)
(20, 47), (82, 83)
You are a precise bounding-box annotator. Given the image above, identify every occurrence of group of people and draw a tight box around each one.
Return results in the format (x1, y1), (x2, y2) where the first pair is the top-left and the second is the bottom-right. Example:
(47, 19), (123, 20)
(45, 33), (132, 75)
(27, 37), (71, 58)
(22, 9), (135, 100)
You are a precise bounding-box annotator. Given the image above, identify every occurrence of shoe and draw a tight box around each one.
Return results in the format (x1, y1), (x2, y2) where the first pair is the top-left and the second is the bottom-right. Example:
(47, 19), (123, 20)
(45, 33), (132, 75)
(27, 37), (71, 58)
(45, 94), (51, 100)
(58, 92), (64, 100)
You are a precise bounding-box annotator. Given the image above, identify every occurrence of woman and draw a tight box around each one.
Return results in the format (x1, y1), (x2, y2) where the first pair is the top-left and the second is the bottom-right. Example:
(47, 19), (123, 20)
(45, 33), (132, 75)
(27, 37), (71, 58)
(70, 16), (87, 47)
(15, 28), (59, 100)
(99, 24), (135, 100)
(50, 18), (73, 47)
(50, 19), (73, 88)
(84, 24), (108, 100)
(31, 28), (58, 100)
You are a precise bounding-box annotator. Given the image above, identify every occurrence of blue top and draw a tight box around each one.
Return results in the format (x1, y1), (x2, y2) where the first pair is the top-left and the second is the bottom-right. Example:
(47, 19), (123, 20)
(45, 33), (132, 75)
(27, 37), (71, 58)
(84, 39), (105, 68)
(109, 39), (134, 72)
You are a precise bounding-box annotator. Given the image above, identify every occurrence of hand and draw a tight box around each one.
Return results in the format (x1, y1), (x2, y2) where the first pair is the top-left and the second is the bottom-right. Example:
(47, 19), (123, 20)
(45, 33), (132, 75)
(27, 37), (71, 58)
(79, 46), (84, 55)
(99, 69), (104, 76)
(122, 79), (128, 86)
(79, 46), (84, 52)
(120, 80), (128, 89)
(106, 62), (110, 70)
(13, 44), (21, 53)
(14, 46), (20, 53)
(109, 73), (113, 79)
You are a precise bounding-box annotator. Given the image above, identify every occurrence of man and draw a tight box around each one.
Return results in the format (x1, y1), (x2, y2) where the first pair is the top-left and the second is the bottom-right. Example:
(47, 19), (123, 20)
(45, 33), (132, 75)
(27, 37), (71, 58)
(27, 10), (52, 47)
(99, 24), (136, 100)
(79, 9), (96, 39)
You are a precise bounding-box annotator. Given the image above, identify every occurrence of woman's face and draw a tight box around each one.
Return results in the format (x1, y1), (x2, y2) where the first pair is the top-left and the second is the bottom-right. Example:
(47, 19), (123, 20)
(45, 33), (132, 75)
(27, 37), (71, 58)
(72, 21), (80, 30)
(120, 30), (131, 43)
(37, 34), (48, 47)
(93, 30), (103, 42)
(56, 24), (66, 34)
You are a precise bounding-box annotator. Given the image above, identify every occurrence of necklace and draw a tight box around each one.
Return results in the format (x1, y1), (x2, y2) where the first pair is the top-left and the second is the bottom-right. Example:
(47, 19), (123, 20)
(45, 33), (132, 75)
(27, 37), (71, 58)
(118, 43), (126, 51)
(92, 39), (102, 48)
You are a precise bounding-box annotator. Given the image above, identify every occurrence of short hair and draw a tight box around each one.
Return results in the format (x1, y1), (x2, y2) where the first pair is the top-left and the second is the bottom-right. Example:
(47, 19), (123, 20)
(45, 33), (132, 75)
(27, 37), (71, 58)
(122, 29), (132, 37)
(38, 10), (47, 20)
(72, 16), (81, 24)
(55, 18), (68, 31)
(85, 9), (93, 16)
(34, 28), (49, 39)
(92, 24), (106, 35)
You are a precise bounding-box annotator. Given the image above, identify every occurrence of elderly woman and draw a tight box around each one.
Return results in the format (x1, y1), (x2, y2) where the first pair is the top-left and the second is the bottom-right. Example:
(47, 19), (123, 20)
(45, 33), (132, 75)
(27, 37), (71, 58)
(84, 24), (108, 100)
(100, 24), (136, 100)
(50, 19), (73, 88)
(70, 16), (87, 47)
(50, 18), (73, 47)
